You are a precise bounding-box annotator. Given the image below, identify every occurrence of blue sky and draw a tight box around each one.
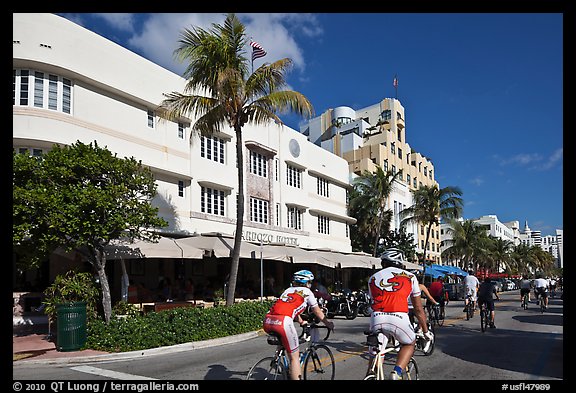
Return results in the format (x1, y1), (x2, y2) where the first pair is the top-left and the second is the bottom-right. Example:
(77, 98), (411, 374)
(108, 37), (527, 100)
(57, 13), (563, 236)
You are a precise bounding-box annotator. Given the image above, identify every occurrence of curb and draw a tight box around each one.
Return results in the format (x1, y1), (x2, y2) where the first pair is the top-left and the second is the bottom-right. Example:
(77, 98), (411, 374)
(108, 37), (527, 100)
(13, 331), (260, 367)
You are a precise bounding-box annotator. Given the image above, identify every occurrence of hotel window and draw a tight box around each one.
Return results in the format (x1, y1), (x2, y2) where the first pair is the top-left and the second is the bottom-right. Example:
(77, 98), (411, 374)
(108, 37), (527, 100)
(201, 186), (225, 216)
(407, 174), (411, 185)
(286, 165), (302, 188)
(429, 170), (433, 180)
(383, 159), (388, 171)
(398, 147), (402, 159)
(287, 206), (303, 230)
(424, 166), (428, 176)
(318, 215), (330, 235)
(14, 69), (72, 114)
(178, 123), (185, 139)
(380, 110), (391, 121)
(250, 197), (269, 224)
(276, 203), (281, 226)
(413, 177), (417, 188)
(275, 158), (279, 181)
(391, 142), (395, 155)
(178, 181), (185, 197)
(397, 129), (402, 142)
(147, 110), (155, 128)
(16, 147), (43, 157)
(397, 111), (403, 121)
(249, 151), (268, 177)
(418, 162), (421, 172)
(392, 165), (396, 175)
(317, 177), (329, 197)
(200, 136), (225, 164)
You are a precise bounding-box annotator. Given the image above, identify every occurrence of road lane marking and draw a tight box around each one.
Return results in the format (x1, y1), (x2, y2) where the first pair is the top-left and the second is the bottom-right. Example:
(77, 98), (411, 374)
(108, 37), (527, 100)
(70, 365), (157, 380)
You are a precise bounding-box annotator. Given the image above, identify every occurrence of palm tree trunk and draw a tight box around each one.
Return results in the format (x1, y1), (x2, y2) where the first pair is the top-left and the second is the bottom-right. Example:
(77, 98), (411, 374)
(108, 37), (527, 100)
(226, 125), (245, 307)
(372, 207), (385, 257)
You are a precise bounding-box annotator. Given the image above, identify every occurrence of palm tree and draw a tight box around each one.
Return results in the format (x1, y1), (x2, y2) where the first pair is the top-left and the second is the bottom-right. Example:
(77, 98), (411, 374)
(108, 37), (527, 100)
(158, 14), (313, 306)
(350, 166), (400, 256)
(489, 237), (513, 274)
(400, 185), (463, 269)
(442, 218), (488, 271)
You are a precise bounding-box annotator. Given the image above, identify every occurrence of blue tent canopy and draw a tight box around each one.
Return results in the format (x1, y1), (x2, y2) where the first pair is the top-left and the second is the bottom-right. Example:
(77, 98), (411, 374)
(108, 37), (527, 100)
(424, 266), (445, 278)
(431, 264), (468, 277)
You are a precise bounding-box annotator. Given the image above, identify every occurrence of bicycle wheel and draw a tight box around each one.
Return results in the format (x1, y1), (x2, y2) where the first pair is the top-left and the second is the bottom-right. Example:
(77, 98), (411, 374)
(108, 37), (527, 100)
(480, 309), (488, 332)
(437, 306), (445, 326)
(465, 303), (471, 320)
(246, 356), (287, 380)
(303, 344), (335, 380)
(404, 357), (419, 380)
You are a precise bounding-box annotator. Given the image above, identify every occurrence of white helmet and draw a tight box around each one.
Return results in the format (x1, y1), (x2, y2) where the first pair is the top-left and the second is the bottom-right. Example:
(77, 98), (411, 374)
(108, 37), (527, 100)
(380, 248), (405, 268)
(293, 270), (314, 285)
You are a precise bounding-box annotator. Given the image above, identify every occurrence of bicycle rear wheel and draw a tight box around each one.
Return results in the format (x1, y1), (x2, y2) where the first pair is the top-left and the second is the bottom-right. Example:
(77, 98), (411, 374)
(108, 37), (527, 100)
(303, 344), (335, 380)
(480, 309), (488, 332)
(246, 356), (287, 380)
(404, 357), (419, 380)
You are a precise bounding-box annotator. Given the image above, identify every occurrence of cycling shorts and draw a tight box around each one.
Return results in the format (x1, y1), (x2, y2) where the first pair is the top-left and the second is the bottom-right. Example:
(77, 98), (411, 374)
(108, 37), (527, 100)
(370, 311), (416, 348)
(478, 298), (495, 311)
(466, 287), (477, 301)
(536, 287), (548, 298)
(263, 314), (299, 353)
(520, 288), (531, 296)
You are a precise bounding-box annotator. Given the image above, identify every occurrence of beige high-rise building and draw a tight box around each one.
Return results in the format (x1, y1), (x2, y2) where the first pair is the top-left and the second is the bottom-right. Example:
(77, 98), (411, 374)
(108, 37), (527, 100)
(300, 98), (442, 263)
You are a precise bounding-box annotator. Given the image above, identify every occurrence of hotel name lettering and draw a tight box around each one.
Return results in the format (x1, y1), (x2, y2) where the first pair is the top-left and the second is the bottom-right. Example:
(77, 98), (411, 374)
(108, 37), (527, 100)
(242, 230), (300, 246)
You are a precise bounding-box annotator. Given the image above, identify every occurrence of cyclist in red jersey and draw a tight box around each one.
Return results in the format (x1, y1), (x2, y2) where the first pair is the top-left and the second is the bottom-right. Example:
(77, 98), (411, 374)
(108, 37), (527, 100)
(428, 276), (447, 306)
(263, 270), (334, 380)
(368, 248), (432, 380)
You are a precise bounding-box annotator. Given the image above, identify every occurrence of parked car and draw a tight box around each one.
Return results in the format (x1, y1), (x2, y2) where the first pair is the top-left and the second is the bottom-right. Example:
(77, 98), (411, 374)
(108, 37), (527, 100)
(491, 279), (504, 292)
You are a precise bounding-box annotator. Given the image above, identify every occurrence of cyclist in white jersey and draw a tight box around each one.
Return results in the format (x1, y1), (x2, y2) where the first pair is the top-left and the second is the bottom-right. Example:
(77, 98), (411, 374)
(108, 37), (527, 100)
(533, 274), (549, 309)
(462, 271), (480, 312)
(368, 248), (432, 380)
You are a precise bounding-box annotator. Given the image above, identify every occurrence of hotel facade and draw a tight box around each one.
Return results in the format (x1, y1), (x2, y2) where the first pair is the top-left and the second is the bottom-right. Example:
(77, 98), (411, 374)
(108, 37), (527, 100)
(13, 13), (362, 300)
(300, 98), (442, 263)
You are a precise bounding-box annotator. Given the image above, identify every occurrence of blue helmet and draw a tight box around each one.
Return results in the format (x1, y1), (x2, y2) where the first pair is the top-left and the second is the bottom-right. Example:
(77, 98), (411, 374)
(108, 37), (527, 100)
(293, 270), (314, 285)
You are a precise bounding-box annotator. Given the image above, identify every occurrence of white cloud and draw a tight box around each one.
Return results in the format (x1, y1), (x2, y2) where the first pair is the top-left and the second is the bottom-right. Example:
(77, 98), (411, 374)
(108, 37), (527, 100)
(469, 176), (484, 186)
(93, 13), (137, 32)
(123, 13), (321, 77)
(496, 147), (562, 171)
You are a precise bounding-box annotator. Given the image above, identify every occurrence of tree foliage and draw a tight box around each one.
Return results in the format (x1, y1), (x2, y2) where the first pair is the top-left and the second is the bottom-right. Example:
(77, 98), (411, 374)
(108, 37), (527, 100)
(13, 141), (168, 322)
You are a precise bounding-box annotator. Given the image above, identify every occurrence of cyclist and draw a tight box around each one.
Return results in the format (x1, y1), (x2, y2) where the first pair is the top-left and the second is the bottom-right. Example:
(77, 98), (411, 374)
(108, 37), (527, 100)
(519, 276), (532, 305)
(262, 270), (334, 380)
(477, 276), (500, 328)
(368, 248), (433, 380)
(533, 274), (549, 310)
(428, 276), (447, 311)
(462, 270), (480, 313)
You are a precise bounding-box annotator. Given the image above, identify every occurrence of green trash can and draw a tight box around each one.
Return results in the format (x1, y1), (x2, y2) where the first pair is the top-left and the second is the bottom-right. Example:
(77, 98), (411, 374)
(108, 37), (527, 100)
(56, 301), (87, 352)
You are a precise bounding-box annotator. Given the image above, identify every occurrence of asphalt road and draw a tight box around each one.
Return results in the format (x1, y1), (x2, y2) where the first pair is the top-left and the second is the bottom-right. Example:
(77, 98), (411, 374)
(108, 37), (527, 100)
(12, 289), (563, 382)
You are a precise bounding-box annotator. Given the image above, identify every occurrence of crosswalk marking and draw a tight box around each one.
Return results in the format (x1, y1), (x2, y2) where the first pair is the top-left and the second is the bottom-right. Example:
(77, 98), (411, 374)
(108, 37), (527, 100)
(70, 365), (157, 380)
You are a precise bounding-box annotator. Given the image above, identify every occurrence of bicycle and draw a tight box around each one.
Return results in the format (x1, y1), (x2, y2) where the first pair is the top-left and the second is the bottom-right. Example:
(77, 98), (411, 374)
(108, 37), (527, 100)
(479, 301), (490, 332)
(427, 303), (445, 327)
(521, 291), (529, 310)
(464, 294), (475, 320)
(363, 329), (419, 380)
(246, 323), (335, 380)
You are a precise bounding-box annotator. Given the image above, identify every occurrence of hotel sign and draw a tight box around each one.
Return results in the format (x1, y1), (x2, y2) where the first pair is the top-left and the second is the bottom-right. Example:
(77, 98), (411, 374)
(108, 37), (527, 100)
(241, 230), (300, 246)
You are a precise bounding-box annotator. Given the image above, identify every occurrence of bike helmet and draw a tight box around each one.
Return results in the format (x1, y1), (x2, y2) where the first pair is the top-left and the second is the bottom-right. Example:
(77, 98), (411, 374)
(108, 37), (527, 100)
(380, 247), (405, 268)
(293, 270), (314, 285)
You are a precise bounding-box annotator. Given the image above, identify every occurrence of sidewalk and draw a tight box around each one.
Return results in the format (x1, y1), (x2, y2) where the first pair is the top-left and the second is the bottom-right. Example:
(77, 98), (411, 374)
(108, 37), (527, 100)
(13, 322), (261, 365)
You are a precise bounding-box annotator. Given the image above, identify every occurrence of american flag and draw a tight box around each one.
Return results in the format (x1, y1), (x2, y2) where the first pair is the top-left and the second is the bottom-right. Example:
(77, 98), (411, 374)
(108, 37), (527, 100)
(393, 75), (398, 89)
(250, 40), (267, 61)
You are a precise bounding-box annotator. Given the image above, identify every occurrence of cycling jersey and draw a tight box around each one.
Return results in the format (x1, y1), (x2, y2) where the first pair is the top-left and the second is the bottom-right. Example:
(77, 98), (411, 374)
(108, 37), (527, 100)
(368, 267), (420, 346)
(463, 274), (480, 301)
(428, 281), (445, 300)
(369, 267), (421, 313)
(263, 286), (319, 353)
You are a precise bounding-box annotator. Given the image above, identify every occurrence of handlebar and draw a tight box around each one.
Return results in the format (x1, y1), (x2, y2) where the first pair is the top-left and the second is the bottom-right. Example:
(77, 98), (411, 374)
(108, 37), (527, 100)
(300, 322), (332, 342)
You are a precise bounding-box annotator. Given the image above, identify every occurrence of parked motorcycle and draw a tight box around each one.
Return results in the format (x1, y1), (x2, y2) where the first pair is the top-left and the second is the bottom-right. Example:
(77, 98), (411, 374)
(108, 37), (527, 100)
(326, 288), (358, 320)
(354, 289), (372, 317)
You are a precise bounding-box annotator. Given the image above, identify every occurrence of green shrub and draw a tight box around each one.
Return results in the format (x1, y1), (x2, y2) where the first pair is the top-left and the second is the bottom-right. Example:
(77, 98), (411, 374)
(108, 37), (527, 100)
(86, 300), (273, 352)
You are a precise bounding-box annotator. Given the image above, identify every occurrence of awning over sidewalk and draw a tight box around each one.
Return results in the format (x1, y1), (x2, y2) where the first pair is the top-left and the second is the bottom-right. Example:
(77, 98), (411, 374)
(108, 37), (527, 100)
(105, 237), (203, 260)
